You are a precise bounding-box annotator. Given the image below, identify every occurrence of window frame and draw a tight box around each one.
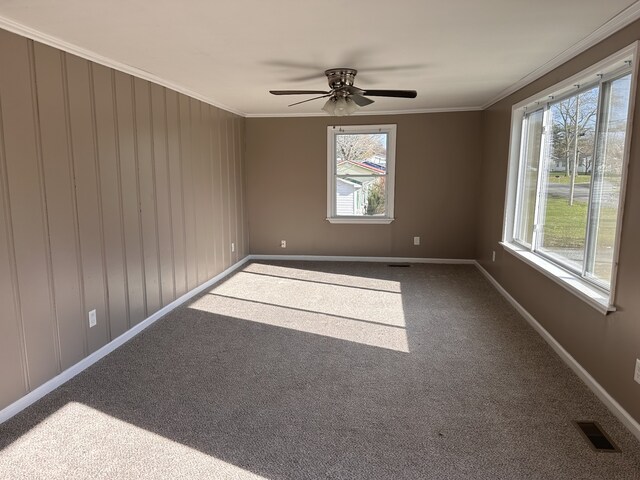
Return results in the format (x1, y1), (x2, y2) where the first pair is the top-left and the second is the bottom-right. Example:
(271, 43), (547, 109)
(502, 42), (639, 314)
(326, 124), (397, 224)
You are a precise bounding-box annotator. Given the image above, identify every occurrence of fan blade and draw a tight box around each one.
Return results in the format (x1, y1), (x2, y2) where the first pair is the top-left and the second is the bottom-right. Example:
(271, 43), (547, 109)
(362, 89), (417, 98)
(288, 94), (332, 107)
(343, 85), (365, 95)
(270, 90), (329, 95)
(350, 93), (374, 107)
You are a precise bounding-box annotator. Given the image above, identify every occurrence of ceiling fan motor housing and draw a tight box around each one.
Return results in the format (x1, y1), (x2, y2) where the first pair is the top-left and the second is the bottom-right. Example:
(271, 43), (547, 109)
(325, 68), (357, 91)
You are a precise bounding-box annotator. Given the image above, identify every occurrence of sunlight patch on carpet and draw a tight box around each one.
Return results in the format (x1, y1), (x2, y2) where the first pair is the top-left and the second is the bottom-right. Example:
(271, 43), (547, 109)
(0, 402), (267, 479)
(243, 262), (402, 293)
(189, 266), (409, 352)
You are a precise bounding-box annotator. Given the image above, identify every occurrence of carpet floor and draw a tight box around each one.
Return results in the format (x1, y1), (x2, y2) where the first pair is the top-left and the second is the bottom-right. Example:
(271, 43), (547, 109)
(1, 261), (639, 479)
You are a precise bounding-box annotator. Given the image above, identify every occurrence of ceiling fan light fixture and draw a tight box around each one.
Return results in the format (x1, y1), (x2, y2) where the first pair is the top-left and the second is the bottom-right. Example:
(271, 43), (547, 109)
(322, 97), (336, 115)
(323, 96), (358, 117)
(334, 96), (349, 116)
(345, 97), (359, 115)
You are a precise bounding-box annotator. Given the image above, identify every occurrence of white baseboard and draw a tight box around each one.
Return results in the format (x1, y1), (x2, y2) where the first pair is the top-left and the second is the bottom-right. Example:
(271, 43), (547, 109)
(248, 254), (475, 264)
(474, 261), (640, 443)
(0, 256), (250, 425)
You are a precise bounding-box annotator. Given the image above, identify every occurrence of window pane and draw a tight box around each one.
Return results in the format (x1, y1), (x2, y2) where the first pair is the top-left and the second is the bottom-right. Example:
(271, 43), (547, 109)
(335, 176), (386, 216)
(335, 133), (387, 175)
(514, 109), (543, 245)
(537, 86), (599, 270)
(586, 74), (631, 286)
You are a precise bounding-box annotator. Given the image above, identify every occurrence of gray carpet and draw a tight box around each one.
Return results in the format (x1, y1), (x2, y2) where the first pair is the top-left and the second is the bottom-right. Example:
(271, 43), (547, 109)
(1, 261), (639, 479)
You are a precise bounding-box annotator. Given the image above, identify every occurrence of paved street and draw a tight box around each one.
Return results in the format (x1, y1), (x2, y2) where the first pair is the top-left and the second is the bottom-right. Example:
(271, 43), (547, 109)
(545, 180), (618, 207)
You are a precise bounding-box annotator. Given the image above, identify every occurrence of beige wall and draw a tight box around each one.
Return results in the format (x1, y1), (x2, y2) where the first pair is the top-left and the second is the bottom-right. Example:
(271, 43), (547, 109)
(0, 28), (247, 411)
(246, 113), (482, 258)
(477, 20), (640, 423)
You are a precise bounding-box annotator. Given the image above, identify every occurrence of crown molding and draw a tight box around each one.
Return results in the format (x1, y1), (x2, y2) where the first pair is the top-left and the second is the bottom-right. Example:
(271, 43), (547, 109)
(0, 14), (246, 117)
(482, 1), (640, 109)
(245, 106), (483, 118)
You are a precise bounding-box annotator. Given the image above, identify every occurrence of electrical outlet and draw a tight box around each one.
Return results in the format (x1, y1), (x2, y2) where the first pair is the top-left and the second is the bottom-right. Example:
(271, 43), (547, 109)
(88, 309), (97, 328)
(231, 242), (235, 253)
(492, 250), (496, 262)
(281, 240), (286, 248)
(634, 359), (640, 385)
(413, 236), (420, 246)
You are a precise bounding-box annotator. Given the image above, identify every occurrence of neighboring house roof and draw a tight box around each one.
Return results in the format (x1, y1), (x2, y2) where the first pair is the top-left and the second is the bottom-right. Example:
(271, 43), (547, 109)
(336, 160), (386, 175)
(336, 177), (362, 188)
(362, 161), (387, 172)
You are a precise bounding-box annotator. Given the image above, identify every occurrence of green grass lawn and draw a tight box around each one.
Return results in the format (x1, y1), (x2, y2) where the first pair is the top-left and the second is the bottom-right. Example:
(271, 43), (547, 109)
(541, 176), (620, 283)
(542, 197), (617, 248)
(547, 173), (591, 184)
(542, 198), (588, 248)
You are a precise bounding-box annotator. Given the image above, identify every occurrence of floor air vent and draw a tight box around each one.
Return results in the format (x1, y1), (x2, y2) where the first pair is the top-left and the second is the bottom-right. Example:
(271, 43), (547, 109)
(574, 421), (620, 452)
(388, 263), (410, 267)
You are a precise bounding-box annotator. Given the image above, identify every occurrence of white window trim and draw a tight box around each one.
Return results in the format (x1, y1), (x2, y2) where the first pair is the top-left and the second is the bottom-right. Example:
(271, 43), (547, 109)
(326, 124), (396, 224)
(502, 42), (640, 315)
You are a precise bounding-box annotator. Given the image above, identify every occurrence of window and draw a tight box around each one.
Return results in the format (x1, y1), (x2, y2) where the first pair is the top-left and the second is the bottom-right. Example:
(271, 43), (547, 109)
(503, 44), (638, 313)
(327, 124), (396, 224)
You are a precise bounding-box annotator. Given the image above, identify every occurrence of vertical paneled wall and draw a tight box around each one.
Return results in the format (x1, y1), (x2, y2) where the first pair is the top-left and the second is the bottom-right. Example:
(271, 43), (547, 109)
(0, 28), (247, 411)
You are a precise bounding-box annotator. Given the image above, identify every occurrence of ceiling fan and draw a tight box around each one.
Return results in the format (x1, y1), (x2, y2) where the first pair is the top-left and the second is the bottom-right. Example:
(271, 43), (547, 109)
(269, 68), (417, 116)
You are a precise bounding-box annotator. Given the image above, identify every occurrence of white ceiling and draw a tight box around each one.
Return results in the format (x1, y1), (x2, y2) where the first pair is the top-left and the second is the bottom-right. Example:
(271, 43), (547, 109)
(0, 0), (638, 117)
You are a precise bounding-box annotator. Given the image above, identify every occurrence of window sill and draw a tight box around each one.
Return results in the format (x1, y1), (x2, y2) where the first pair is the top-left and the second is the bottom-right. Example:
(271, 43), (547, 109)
(326, 217), (394, 224)
(500, 242), (615, 315)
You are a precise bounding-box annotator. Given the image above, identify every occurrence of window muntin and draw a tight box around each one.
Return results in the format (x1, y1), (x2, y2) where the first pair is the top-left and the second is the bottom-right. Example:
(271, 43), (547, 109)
(327, 125), (396, 223)
(507, 52), (635, 301)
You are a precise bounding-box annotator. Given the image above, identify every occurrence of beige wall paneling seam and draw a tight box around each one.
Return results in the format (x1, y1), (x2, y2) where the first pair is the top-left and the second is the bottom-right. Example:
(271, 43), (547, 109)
(167, 90), (188, 297)
(110, 69), (131, 332)
(209, 106), (221, 275)
(216, 109), (226, 268)
(229, 115), (240, 264)
(133, 78), (161, 314)
(27, 40), (62, 373)
(60, 52), (89, 359)
(216, 110), (224, 267)
(226, 111), (236, 267)
(162, 88), (177, 301)
(179, 95), (197, 291)
(150, 84), (174, 306)
(0, 81), (30, 400)
(209, 106), (218, 276)
(233, 116), (242, 259)
(32, 43), (85, 370)
(128, 75), (149, 321)
(147, 83), (164, 308)
(241, 119), (249, 256)
(87, 63), (112, 341)
(198, 100), (210, 282)
(216, 107), (225, 271)
(234, 116), (243, 261)
(228, 114), (237, 265)
(113, 72), (146, 326)
(189, 98), (202, 285)
(201, 104), (214, 279)
(219, 111), (230, 269)
(207, 105), (217, 277)
(196, 99), (208, 283)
